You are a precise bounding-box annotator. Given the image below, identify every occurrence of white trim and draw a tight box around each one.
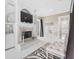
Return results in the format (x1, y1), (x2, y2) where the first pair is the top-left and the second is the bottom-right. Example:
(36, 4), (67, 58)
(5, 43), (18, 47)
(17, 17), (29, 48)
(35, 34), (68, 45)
(37, 9), (70, 17)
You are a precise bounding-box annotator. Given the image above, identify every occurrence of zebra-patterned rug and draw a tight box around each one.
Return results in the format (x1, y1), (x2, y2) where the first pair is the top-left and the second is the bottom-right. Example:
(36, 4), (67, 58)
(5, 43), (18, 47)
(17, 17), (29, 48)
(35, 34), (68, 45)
(24, 47), (61, 59)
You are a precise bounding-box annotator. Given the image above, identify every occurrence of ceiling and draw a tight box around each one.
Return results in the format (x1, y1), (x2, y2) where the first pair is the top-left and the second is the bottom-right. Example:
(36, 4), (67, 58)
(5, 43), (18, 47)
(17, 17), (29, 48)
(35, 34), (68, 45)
(18, 0), (73, 17)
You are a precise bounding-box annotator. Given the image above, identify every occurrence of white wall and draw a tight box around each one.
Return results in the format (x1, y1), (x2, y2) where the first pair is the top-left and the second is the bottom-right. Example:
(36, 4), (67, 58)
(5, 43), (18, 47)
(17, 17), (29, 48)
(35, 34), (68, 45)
(5, 34), (15, 49)
(42, 12), (70, 43)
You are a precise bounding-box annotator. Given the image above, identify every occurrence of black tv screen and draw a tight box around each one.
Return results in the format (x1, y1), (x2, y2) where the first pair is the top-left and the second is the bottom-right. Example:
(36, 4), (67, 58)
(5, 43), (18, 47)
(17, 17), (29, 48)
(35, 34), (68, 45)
(23, 31), (32, 39)
(21, 11), (33, 23)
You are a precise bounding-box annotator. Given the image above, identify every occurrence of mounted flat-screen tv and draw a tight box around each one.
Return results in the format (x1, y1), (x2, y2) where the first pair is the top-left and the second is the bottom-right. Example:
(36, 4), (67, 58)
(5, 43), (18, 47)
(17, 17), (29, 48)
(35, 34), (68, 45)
(21, 11), (33, 23)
